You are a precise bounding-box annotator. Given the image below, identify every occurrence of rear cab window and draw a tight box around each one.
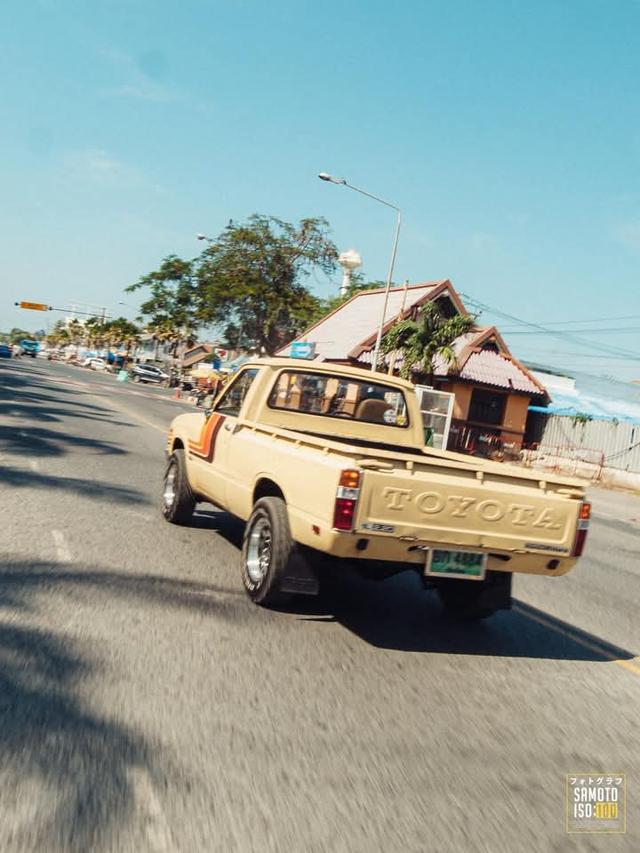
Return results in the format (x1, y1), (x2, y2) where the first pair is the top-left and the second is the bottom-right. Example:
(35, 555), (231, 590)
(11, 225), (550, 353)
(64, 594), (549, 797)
(267, 370), (409, 427)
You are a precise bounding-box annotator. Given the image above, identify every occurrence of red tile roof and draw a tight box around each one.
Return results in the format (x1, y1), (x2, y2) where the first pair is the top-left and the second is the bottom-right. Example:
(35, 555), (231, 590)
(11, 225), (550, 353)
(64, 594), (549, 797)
(459, 350), (543, 394)
(182, 344), (213, 368)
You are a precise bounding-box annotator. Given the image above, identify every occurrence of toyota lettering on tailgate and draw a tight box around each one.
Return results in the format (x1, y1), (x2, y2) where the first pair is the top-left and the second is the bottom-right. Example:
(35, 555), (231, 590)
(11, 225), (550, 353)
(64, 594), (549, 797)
(382, 487), (562, 530)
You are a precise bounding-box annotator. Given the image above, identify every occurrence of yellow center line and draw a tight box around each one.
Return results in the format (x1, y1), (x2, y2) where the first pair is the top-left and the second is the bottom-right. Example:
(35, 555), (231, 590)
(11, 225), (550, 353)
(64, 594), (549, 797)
(513, 604), (640, 676)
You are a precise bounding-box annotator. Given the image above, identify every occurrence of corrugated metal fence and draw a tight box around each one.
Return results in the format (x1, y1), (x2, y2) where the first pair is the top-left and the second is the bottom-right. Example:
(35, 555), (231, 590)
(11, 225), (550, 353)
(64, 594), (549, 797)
(531, 415), (640, 474)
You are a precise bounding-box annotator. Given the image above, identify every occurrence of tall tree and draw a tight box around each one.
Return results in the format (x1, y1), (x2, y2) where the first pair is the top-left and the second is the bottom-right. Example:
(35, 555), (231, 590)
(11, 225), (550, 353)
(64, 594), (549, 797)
(9, 328), (32, 344)
(126, 256), (199, 358)
(381, 301), (476, 381)
(85, 317), (107, 349)
(66, 319), (84, 345)
(46, 320), (70, 347)
(195, 215), (337, 355)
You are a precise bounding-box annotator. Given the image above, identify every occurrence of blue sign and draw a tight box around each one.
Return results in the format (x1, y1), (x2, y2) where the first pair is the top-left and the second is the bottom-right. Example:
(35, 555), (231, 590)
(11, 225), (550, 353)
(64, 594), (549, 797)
(290, 341), (316, 359)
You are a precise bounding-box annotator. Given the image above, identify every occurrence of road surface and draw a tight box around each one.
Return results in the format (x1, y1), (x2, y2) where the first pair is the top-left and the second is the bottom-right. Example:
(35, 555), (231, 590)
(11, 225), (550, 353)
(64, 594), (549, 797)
(1, 357), (639, 852)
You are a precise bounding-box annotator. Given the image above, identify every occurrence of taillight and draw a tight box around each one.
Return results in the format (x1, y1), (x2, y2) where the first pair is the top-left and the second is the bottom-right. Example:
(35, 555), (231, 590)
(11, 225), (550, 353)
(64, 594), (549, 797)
(332, 470), (361, 531)
(572, 501), (591, 556)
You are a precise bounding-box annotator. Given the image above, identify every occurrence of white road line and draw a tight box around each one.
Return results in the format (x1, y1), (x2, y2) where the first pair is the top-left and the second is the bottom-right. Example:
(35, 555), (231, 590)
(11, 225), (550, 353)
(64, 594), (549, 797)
(129, 768), (174, 851)
(51, 530), (71, 563)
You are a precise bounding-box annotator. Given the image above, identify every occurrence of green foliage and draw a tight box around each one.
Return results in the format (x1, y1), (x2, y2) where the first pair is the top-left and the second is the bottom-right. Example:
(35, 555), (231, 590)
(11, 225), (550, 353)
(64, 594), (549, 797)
(45, 317), (140, 352)
(571, 412), (593, 426)
(126, 255), (199, 355)
(8, 327), (31, 344)
(195, 215), (337, 354)
(381, 302), (476, 380)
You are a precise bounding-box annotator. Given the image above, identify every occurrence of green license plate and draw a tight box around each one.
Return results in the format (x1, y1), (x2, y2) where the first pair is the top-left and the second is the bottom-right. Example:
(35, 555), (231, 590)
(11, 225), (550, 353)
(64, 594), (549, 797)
(425, 549), (487, 580)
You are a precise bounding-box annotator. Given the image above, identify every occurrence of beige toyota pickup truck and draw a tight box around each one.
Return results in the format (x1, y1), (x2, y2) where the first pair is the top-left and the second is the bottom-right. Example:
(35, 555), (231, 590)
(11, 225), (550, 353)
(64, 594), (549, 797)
(163, 359), (590, 619)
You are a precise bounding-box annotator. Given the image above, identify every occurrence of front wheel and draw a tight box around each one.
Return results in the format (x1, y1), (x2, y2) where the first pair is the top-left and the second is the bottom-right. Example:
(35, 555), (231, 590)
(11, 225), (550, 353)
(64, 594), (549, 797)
(162, 449), (195, 524)
(242, 497), (293, 606)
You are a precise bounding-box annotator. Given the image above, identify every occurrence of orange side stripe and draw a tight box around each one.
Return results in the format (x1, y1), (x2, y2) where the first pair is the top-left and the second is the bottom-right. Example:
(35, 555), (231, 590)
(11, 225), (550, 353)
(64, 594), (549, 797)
(188, 414), (218, 454)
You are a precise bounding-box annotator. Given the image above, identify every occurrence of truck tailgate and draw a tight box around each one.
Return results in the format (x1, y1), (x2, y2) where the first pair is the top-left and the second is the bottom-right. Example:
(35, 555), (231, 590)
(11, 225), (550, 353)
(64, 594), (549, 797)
(356, 467), (581, 555)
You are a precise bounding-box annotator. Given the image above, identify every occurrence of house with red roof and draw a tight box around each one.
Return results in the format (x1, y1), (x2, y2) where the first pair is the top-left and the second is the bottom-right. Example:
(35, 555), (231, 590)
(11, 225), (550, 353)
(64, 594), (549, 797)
(278, 279), (548, 456)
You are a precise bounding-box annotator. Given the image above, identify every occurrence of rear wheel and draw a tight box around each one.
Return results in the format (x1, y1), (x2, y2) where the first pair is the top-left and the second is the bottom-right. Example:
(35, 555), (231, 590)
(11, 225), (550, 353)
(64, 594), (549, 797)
(242, 497), (292, 606)
(162, 449), (195, 524)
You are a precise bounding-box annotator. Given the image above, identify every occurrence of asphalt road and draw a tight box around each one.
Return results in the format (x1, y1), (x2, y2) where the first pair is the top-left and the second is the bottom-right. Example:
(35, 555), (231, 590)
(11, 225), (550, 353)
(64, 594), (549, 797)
(1, 356), (639, 853)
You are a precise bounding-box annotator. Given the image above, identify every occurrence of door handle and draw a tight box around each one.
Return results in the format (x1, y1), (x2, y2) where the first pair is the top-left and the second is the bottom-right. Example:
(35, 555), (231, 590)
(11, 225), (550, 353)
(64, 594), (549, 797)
(223, 421), (234, 432)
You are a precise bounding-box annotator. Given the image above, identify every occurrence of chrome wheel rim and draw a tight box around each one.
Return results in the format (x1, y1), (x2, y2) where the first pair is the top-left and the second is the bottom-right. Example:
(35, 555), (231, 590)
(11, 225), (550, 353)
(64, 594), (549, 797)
(246, 517), (271, 584)
(163, 465), (176, 508)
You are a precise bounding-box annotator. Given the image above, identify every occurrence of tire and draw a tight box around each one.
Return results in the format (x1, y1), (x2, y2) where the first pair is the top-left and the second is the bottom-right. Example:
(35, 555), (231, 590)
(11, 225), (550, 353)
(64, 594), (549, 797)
(241, 497), (293, 606)
(162, 449), (196, 524)
(436, 580), (497, 621)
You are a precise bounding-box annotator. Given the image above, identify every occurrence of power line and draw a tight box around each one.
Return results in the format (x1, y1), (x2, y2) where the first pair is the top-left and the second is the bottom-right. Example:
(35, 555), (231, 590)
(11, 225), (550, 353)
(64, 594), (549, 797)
(526, 352), (640, 360)
(498, 313), (640, 330)
(504, 327), (640, 335)
(460, 293), (640, 362)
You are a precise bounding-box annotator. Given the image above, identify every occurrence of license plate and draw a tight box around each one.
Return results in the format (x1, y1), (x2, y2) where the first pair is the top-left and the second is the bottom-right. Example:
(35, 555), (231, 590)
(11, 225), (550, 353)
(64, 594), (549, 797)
(425, 548), (487, 581)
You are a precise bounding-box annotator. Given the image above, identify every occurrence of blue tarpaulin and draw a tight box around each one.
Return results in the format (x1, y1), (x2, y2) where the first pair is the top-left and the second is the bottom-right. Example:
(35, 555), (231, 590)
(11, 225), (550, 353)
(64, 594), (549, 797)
(528, 377), (640, 424)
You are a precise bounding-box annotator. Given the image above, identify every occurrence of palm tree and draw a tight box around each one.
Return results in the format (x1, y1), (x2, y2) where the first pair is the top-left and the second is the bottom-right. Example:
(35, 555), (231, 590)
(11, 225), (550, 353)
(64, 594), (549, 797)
(381, 301), (476, 382)
(105, 318), (140, 366)
(85, 317), (108, 350)
(66, 318), (85, 346)
(146, 317), (175, 361)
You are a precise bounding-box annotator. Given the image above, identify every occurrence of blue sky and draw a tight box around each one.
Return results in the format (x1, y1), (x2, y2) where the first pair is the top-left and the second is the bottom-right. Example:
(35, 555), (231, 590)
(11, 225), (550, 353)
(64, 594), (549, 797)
(2, 0), (639, 379)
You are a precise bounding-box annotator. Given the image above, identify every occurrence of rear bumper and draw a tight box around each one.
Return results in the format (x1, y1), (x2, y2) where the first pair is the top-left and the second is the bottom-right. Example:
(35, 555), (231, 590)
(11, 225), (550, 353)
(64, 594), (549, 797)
(289, 513), (578, 576)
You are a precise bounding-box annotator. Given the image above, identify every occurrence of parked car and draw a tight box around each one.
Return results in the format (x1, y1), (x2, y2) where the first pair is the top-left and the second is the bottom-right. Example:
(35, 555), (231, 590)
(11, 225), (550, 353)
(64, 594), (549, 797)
(19, 340), (39, 358)
(0, 344), (12, 358)
(130, 363), (169, 384)
(82, 357), (109, 371)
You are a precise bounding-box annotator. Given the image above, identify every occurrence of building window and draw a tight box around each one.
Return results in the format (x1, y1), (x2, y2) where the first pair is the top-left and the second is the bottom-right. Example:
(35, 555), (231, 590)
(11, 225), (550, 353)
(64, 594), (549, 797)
(468, 388), (506, 426)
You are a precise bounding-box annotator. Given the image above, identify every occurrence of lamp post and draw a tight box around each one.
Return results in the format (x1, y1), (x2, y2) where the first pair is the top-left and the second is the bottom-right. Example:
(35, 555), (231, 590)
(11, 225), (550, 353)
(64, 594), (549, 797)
(318, 172), (401, 373)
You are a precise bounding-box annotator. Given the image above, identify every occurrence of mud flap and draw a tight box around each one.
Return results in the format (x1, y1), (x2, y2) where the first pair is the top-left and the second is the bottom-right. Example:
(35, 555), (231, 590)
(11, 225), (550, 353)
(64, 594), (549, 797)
(279, 547), (320, 596)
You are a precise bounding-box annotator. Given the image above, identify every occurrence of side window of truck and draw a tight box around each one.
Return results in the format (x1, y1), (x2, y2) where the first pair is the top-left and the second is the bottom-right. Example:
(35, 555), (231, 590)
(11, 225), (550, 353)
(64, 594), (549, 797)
(214, 369), (259, 417)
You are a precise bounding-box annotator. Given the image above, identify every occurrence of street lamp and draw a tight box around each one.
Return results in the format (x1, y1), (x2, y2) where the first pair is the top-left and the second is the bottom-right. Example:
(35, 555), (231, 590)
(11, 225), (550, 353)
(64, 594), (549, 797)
(318, 172), (401, 372)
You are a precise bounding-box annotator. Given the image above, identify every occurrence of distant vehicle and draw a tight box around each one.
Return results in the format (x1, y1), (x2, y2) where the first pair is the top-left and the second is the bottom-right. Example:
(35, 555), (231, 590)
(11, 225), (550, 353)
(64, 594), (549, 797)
(82, 357), (109, 371)
(19, 339), (39, 358)
(0, 344), (12, 358)
(130, 363), (169, 384)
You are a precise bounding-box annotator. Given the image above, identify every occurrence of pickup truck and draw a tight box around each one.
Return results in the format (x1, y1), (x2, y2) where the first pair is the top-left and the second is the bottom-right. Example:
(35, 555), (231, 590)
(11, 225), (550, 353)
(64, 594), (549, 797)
(163, 359), (590, 619)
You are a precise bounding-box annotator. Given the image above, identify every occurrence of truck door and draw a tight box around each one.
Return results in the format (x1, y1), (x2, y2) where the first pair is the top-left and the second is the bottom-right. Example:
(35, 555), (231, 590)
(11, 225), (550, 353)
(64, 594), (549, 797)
(187, 368), (259, 503)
